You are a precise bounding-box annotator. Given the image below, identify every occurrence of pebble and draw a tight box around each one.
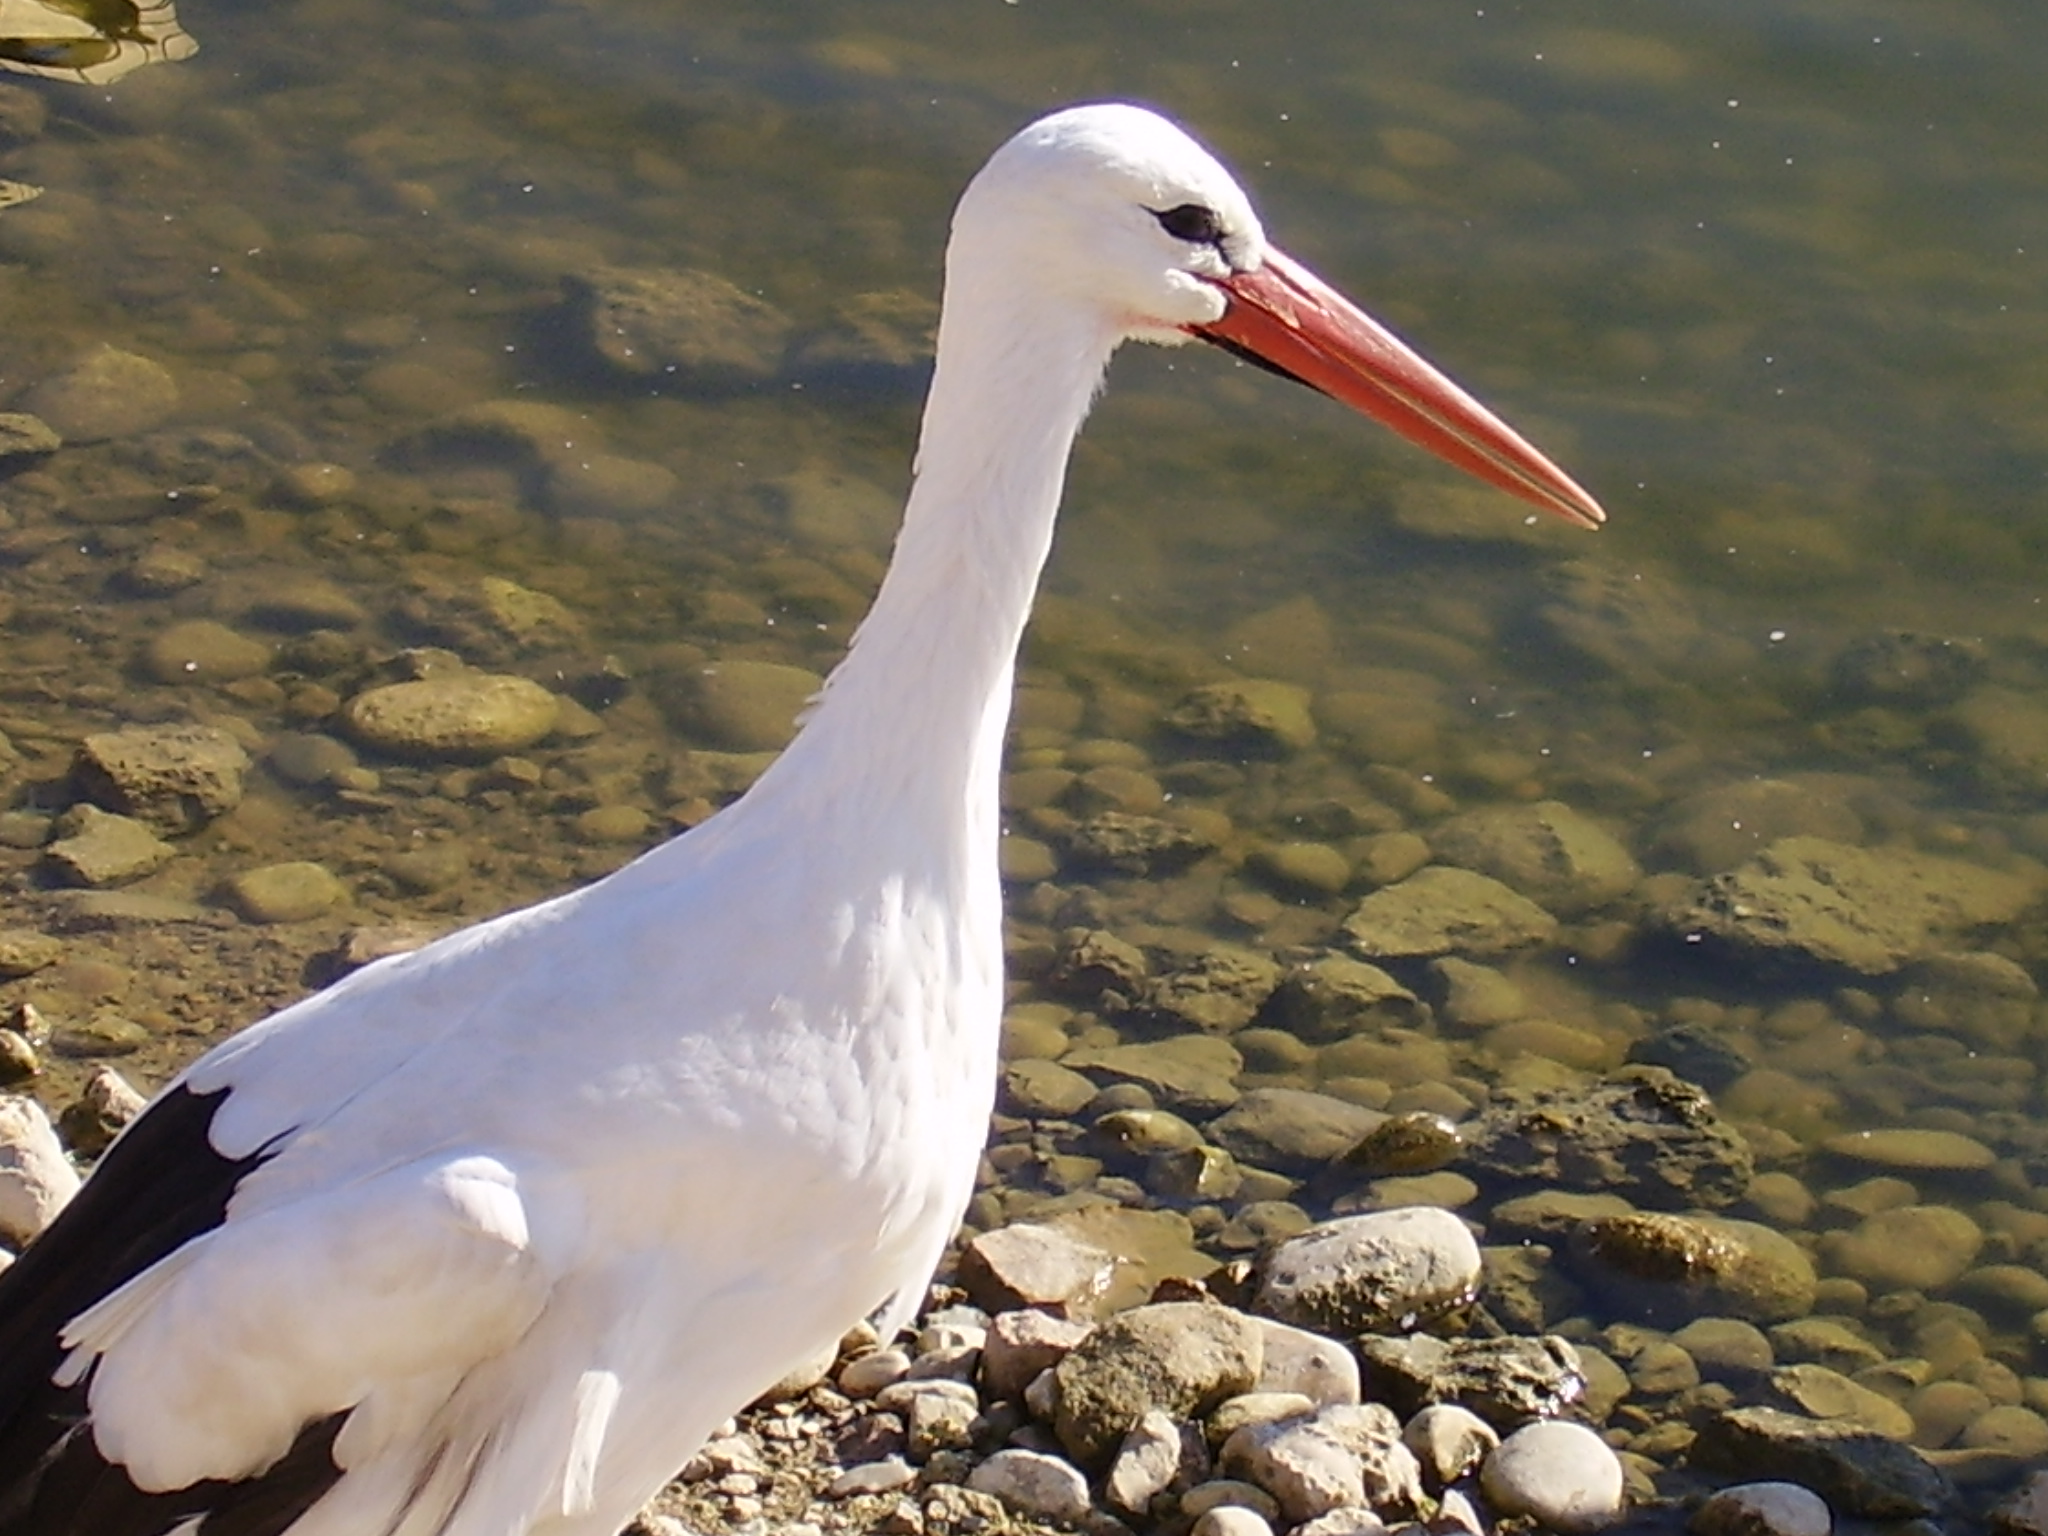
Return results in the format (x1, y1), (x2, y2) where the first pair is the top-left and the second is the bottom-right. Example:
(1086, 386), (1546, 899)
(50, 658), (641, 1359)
(143, 619), (274, 684)
(1190, 1506), (1277, 1536)
(1254, 1318), (1361, 1406)
(0, 1095), (79, 1247)
(22, 344), (179, 440)
(76, 724), (251, 833)
(1291, 1510), (1389, 1536)
(1208, 1087), (1383, 1176)
(1480, 1420), (1625, 1532)
(678, 660), (822, 753)
(1401, 1402), (1498, 1488)
(1822, 1205), (1984, 1292)
(56, 1066), (146, 1156)
(1689, 1481), (1833, 1536)
(1221, 1402), (1418, 1524)
(223, 862), (347, 924)
(0, 929), (62, 979)
(1106, 1409), (1207, 1514)
(826, 1457), (916, 1498)
(1823, 1127), (1995, 1172)
(964, 1447), (1094, 1524)
(838, 1348), (912, 1399)
(1180, 1479), (1281, 1521)
(42, 806), (175, 887)
(1253, 1206), (1482, 1334)
(957, 1222), (1113, 1317)
(343, 673), (561, 760)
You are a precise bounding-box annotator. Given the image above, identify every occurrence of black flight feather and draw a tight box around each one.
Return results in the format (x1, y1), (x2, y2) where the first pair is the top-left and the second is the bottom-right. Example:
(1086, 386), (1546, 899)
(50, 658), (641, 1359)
(0, 1084), (346, 1536)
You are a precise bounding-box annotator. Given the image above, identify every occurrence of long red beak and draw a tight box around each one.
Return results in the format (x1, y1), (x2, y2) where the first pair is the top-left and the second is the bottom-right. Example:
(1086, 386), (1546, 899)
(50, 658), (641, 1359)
(1191, 248), (1605, 530)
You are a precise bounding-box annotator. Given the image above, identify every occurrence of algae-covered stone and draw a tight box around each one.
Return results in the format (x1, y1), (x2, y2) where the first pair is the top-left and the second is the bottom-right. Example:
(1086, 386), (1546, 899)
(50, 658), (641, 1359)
(1141, 947), (1283, 1034)
(1262, 955), (1424, 1043)
(1823, 1127), (1995, 1173)
(1570, 1212), (1816, 1325)
(1344, 866), (1558, 959)
(1166, 680), (1316, 754)
(1054, 1302), (1264, 1465)
(1822, 1204), (1983, 1292)
(343, 674), (560, 761)
(1690, 1406), (1955, 1520)
(1460, 1067), (1754, 1210)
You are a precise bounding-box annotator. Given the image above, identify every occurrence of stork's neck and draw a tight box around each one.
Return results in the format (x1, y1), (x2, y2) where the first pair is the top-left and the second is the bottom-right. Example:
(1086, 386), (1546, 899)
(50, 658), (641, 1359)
(738, 299), (1117, 868)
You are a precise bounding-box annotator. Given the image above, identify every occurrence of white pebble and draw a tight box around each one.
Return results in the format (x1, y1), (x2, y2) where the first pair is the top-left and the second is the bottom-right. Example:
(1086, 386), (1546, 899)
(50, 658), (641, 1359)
(1192, 1507), (1276, 1536)
(1293, 1510), (1389, 1536)
(826, 1457), (918, 1498)
(1403, 1403), (1498, 1487)
(839, 1347), (912, 1397)
(1481, 1420), (1624, 1532)
(966, 1447), (1093, 1523)
(1691, 1480), (1832, 1536)
(1255, 1317), (1362, 1406)
(0, 1096), (78, 1247)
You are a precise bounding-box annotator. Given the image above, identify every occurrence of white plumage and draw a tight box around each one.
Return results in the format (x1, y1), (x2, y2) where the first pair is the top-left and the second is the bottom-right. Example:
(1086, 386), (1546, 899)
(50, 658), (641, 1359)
(0, 103), (1600, 1536)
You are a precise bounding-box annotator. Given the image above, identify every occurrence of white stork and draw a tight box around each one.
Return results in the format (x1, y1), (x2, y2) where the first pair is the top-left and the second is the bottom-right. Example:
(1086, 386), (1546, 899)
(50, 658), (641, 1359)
(0, 103), (1601, 1536)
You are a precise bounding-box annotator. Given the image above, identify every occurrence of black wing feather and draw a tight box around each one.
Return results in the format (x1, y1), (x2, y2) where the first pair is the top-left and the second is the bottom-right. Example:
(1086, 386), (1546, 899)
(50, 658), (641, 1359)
(0, 1085), (347, 1536)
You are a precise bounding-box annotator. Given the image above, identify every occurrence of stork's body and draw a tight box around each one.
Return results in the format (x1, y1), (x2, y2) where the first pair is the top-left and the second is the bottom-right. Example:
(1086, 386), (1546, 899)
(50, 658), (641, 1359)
(0, 104), (1601, 1536)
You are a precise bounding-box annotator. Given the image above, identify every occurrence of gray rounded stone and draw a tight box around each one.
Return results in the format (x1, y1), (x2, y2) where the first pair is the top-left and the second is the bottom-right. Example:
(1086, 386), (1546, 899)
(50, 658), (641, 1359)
(23, 345), (178, 441)
(223, 862), (347, 924)
(1690, 1481), (1832, 1536)
(1480, 1420), (1624, 1532)
(677, 659), (821, 753)
(1253, 1207), (1482, 1335)
(343, 674), (561, 761)
(965, 1447), (1093, 1524)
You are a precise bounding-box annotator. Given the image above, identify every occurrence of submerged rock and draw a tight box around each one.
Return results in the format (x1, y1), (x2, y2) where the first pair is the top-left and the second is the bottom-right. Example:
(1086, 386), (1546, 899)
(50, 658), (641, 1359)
(1691, 1406), (1955, 1520)
(1569, 1212), (1816, 1325)
(1665, 835), (2040, 975)
(1460, 1067), (1754, 1210)
(75, 724), (250, 834)
(1343, 867), (1558, 960)
(22, 345), (178, 441)
(342, 673), (560, 761)
(563, 264), (791, 384)
(1429, 800), (1640, 915)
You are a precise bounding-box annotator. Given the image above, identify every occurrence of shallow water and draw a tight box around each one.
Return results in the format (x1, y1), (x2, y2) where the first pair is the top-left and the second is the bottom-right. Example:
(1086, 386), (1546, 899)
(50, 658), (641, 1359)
(5, 0), (2048, 1508)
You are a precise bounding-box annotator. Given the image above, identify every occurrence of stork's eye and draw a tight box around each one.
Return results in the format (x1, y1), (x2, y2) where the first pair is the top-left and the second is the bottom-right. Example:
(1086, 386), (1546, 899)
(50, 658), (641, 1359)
(1153, 203), (1224, 244)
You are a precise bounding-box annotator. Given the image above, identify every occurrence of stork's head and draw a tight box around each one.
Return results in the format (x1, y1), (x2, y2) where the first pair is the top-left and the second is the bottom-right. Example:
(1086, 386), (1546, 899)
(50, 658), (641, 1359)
(951, 103), (1606, 529)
